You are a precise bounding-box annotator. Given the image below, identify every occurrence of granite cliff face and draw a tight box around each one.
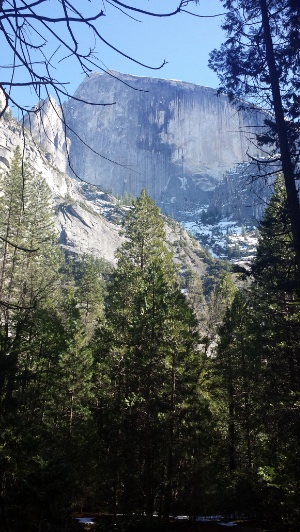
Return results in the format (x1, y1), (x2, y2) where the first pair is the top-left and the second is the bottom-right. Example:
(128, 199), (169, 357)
(23, 96), (70, 174)
(11, 72), (276, 263)
(210, 160), (276, 224)
(0, 98), (208, 273)
(62, 71), (268, 213)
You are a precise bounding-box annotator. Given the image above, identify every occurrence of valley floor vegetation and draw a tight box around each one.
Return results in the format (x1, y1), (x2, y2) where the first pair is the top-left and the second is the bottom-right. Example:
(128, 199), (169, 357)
(0, 150), (300, 531)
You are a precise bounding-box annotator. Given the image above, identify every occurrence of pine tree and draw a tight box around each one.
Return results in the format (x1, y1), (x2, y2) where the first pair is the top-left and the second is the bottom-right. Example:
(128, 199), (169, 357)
(249, 175), (300, 520)
(209, 0), (300, 267)
(0, 149), (66, 527)
(93, 190), (202, 517)
(204, 271), (237, 355)
(216, 292), (260, 471)
(0, 148), (61, 322)
(212, 176), (300, 521)
(76, 254), (105, 338)
(0, 148), (61, 400)
(252, 175), (300, 395)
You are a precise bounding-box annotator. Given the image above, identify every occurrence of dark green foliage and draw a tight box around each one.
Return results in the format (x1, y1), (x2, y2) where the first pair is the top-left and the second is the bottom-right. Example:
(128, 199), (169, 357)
(209, 0), (300, 267)
(92, 190), (208, 518)
(202, 258), (231, 298)
(249, 177), (300, 522)
(3, 153), (300, 527)
(210, 176), (300, 524)
(209, 3), (300, 513)
(0, 151), (102, 529)
(254, 176), (298, 293)
(209, 0), (300, 129)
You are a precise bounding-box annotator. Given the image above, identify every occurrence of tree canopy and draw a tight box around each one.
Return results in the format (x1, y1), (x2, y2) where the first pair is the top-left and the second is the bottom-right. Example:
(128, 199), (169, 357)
(93, 190), (205, 518)
(2, 2), (300, 529)
(209, 0), (300, 267)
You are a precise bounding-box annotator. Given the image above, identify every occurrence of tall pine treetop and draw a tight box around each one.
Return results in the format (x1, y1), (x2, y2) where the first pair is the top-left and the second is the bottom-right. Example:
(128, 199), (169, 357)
(118, 189), (174, 273)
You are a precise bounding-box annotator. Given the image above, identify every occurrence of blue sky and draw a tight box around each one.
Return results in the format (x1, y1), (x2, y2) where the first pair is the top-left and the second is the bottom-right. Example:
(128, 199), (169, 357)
(96, 0), (225, 86)
(5, 1), (226, 116)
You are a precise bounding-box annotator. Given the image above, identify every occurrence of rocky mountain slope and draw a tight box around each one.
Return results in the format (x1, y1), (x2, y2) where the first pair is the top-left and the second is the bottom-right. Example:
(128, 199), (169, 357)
(3, 70), (277, 265)
(0, 97), (123, 262)
(180, 159), (277, 262)
(0, 94), (209, 280)
(25, 71), (270, 219)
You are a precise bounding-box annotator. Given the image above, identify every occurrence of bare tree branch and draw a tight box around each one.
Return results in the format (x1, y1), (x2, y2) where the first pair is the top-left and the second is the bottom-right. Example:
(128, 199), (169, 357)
(0, 299), (34, 309)
(0, 1), (193, 180)
(0, 234), (39, 252)
(0, 0), (186, 110)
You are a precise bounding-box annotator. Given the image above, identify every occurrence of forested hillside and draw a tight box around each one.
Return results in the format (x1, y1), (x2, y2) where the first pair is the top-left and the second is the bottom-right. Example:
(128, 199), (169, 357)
(0, 150), (299, 531)
(1, 0), (300, 531)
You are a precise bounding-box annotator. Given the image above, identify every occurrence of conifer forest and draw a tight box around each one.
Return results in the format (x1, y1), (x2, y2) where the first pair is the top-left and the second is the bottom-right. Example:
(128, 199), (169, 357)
(0, 149), (299, 531)
(1, 1), (300, 531)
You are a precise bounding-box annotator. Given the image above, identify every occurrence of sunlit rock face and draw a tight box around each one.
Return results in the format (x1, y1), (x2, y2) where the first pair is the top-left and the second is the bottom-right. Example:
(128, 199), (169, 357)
(0, 106), (123, 262)
(23, 96), (70, 174)
(63, 71), (268, 212)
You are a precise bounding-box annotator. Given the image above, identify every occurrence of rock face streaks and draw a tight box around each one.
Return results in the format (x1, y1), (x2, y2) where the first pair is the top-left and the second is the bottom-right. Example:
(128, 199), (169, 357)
(0, 101), (123, 262)
(23, 96), (70, 174)
(63, 71), (268, 211)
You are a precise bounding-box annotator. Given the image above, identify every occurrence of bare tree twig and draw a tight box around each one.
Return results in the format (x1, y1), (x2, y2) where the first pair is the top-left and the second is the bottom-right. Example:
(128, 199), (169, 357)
(0, 234), (39, 252)
(0, 1), (191, 178)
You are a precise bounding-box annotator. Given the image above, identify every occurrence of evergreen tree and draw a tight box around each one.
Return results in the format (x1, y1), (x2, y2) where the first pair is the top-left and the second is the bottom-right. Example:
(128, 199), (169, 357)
(0, 148), (61, 328)
(209, 0), (300, 267)
(208, 282), (262, 515)
(0, 149), (68, 528)
(93, 190), (203, 518)
(212, 175), (300, 522)
(249, 175), (300, 521)
(216, 292), (261, 470)
(0, 148), (61, 404)
(76, 255), (105, 338)
(252, 175), (300, 396)
(204, 271), (237, 354)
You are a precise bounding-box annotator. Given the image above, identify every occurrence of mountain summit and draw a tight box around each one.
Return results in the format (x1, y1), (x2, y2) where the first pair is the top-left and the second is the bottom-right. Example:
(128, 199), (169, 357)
(61, 71), (267, 213)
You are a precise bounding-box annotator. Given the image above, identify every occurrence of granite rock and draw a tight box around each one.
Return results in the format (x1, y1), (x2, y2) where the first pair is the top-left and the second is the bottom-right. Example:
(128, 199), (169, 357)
(63, 71), (269, 214)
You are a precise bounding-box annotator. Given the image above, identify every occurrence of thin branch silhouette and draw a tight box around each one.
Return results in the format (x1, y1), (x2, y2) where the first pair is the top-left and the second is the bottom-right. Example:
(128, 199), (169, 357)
(0, 1), (195, 179)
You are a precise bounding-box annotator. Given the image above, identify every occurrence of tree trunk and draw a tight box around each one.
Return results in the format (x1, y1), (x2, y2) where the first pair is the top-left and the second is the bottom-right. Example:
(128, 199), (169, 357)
(145, 404), (153, 516)
(162, 443), (172, 520)
(163, 363), (175, 519)
(229, 382), (236, 472)
(244, 392), (252, 469)
(259, 0), (300, 269)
